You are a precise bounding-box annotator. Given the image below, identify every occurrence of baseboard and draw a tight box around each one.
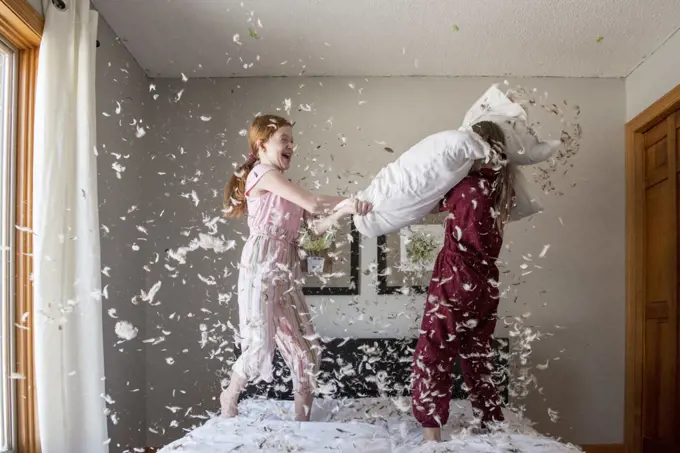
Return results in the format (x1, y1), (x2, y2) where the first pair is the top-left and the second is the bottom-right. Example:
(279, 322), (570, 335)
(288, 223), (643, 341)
(580, 444), (624, 453)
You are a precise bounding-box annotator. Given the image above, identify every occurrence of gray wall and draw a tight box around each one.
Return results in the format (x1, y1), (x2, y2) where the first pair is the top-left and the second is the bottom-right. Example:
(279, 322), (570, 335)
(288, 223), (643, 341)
(96, 17), (151, 452)
(138, 76), (625, 446)
(626, 27), (680, 120)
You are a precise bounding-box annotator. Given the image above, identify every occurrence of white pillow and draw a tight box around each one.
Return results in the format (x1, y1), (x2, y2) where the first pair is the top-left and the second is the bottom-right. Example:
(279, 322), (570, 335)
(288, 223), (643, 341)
(345, 85), (560, 237)
(459, 84), (562, 167)
(460, 84), (562, 221)
(350, 130), (490, 238)
(509, 165), (543, 221)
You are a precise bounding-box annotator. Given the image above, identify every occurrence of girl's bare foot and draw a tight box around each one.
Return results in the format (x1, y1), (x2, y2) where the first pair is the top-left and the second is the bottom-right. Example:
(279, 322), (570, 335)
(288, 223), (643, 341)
(220, 373), (246, 418)
(422, 427), (442, 442)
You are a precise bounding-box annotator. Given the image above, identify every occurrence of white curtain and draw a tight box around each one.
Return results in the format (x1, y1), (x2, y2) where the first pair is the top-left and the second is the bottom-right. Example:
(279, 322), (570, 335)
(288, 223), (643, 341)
(33, 0), (108, 452)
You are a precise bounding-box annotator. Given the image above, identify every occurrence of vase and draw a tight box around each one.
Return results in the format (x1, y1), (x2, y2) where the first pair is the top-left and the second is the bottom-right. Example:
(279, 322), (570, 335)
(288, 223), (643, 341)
(307, 256), (325, 274)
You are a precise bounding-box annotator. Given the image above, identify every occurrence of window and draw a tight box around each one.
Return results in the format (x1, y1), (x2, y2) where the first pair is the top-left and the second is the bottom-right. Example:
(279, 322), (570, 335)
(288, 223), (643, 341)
(0, 1), (42, 451)
(0, 36), (17, 452)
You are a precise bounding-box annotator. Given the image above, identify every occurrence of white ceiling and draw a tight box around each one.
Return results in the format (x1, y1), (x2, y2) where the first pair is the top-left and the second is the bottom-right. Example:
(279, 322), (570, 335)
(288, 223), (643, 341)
(92, 0), (680, 79)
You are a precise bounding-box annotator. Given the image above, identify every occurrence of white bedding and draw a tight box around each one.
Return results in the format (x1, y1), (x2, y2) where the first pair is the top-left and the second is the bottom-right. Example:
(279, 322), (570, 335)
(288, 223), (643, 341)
(159, 398), (582, 453)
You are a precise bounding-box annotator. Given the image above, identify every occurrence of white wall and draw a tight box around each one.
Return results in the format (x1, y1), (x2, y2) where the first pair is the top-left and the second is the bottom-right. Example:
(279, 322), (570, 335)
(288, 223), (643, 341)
(137, 76), (625, 447)
(626, 27), (680, 120)
(96, 17), (151, 453)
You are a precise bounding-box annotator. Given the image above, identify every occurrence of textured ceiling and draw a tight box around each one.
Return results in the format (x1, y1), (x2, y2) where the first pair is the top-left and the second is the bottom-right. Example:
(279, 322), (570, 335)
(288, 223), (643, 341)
(92, 0), (680, 78)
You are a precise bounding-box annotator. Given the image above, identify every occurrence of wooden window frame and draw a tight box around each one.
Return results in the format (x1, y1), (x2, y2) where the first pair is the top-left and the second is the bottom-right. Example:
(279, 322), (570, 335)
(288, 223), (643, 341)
(0, 0), (41, 452)
(625, 83), (680, 453)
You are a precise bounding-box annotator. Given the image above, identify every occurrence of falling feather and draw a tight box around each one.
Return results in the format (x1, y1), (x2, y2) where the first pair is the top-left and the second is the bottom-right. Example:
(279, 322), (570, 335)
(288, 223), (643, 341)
(115, 321), (138, 341)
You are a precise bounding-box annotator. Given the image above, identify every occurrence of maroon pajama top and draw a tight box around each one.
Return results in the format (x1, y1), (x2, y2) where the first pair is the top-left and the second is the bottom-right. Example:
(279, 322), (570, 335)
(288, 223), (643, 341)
(411, 169), (505, 428)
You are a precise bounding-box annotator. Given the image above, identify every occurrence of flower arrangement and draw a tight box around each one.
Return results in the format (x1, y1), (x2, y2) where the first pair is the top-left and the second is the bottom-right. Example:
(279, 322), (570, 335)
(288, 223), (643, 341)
(299, 228), (335, 257)
(405, 231), (438, 267)
(299, 227), (337, 274)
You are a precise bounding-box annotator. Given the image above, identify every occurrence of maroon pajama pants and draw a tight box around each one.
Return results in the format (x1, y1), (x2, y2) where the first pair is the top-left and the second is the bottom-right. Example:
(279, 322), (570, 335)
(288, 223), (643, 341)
(411, 263), (504, 428)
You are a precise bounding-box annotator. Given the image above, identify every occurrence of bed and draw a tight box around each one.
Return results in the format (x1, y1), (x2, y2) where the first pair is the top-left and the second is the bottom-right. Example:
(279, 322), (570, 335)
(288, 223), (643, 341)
(159, 338), (582, 453)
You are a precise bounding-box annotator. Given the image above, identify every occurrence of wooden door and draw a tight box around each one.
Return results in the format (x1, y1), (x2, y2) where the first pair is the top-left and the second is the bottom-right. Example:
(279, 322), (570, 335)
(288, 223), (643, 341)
(626, 87), (680, 453)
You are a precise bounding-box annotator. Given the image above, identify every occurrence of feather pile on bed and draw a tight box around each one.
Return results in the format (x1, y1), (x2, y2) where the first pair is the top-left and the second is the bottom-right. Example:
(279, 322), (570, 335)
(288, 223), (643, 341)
(158, 398), (583, 453)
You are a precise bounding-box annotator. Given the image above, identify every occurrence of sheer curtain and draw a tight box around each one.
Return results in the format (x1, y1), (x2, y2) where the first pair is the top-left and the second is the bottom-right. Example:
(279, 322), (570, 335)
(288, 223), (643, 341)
(33, 0), (108, 451)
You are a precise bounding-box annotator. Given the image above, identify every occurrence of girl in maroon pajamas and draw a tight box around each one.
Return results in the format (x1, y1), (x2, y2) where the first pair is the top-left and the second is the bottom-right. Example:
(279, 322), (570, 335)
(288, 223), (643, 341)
(411, 121), (515, 442)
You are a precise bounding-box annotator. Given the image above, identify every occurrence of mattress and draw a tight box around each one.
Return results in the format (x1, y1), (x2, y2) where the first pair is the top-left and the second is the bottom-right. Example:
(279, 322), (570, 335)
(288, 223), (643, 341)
(158, 397), (582, 453)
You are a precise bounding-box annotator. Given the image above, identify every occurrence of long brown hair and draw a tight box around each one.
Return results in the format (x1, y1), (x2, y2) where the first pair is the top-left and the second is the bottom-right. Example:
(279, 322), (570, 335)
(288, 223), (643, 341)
(471, 121), (515, 233)
(223, 114), (293, 218)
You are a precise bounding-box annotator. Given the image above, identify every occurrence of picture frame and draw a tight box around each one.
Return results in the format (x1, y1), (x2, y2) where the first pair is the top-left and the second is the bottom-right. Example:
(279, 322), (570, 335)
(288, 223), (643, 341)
(301, 219), (360, 296)
(377, 214), (445, 295)
(399, 224), (445, 272)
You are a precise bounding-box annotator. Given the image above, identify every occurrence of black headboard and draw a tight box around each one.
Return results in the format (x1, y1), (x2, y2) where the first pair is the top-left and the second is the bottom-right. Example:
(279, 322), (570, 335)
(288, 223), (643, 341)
(238, 337), (509, 404)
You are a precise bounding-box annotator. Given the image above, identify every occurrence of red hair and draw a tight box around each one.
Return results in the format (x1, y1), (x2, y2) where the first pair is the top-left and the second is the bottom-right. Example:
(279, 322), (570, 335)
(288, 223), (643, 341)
(223, 114), (293, 218)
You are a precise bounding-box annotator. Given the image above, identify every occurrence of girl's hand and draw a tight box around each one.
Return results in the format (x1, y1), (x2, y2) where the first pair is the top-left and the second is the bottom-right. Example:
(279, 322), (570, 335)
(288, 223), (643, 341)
(311, 198), (372, 235)
(354, 199), (372, 216)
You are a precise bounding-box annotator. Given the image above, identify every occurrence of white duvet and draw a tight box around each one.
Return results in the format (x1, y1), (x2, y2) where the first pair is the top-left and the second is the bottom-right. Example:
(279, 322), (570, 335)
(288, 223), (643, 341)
(159, 398), (582, 453)
(350, 84), (562, 238)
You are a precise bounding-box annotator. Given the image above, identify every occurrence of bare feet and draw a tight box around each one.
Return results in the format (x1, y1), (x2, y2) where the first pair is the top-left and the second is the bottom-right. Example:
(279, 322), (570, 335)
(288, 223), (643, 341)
(422, 427), (441, 443)
(220, 373), (246, 418)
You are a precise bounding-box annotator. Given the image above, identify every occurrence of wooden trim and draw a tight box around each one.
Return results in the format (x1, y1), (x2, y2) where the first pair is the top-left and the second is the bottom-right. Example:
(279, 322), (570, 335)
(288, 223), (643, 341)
(581, 445), (625, 453)
(627, 83), (680, 134)
(0, 0), (43, 49)
(624, 83), (680, 453)
(1, 2), (42, 452)
(625, 128), (645, 453)
(14, 45), (39, 453)
(666, 106), (679, 452)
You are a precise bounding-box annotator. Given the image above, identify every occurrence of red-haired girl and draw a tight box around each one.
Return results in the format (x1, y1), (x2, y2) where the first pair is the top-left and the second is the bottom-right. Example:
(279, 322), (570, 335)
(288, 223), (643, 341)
(220, 114), (370, 421)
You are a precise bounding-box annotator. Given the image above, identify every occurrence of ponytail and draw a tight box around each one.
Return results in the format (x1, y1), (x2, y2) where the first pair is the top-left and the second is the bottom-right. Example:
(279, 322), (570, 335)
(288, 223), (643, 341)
(223, 154), (257, 218)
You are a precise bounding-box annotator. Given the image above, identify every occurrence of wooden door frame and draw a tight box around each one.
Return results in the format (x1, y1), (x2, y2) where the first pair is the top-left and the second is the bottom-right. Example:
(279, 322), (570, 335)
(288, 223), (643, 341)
(625, 83), (680, 453)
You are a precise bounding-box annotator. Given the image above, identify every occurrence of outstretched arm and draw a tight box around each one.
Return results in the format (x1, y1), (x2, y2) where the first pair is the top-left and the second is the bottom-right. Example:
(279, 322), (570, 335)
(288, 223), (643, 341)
(257, 171), (347, 215)
(309, 204), (354, 236)
(308, 199), (372, 235)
